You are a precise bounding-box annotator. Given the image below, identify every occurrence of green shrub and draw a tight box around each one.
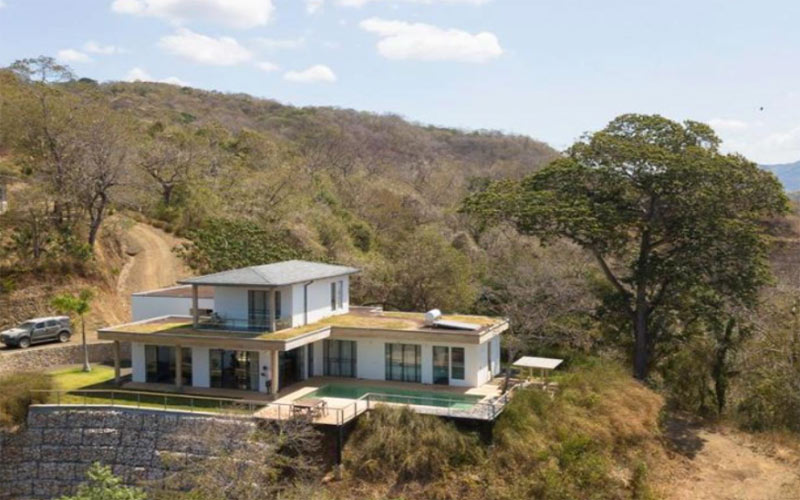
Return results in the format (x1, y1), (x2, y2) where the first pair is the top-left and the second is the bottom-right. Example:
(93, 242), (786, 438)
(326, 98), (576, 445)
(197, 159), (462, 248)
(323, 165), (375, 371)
(344, 405), (484, 482)
(0, 371), (52, 428)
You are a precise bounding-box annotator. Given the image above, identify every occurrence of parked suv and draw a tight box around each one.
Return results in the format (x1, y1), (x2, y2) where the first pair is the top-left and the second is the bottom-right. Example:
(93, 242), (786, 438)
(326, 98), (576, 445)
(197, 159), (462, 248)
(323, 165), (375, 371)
(0, 316), (72, 348)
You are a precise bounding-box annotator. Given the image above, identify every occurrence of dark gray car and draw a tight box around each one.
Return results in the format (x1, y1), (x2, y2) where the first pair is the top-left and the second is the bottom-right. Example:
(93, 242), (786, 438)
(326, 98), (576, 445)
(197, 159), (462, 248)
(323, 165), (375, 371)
(0, 316), (72, 348)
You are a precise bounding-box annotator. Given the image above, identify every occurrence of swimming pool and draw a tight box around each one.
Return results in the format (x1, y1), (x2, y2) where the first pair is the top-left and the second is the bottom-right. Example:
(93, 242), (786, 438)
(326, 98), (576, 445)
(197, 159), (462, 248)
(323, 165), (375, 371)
(306, 384), (482, 410)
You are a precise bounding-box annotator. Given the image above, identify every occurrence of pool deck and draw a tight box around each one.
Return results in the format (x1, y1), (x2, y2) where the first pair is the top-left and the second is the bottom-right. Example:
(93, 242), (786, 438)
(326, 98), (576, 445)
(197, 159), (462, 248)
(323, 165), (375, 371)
(253, 376), (508, 425)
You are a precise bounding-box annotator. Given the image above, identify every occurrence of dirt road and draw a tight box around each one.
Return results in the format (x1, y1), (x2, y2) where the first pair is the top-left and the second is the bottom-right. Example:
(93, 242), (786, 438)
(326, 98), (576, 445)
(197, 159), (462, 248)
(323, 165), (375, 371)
(665, 417), (800, 500)
(117, 223), (190, 297)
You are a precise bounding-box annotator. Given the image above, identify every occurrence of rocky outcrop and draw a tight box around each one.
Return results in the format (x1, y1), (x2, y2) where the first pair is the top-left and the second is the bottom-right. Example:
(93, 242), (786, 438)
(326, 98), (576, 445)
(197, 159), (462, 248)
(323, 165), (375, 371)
(0, 406), (256, 499)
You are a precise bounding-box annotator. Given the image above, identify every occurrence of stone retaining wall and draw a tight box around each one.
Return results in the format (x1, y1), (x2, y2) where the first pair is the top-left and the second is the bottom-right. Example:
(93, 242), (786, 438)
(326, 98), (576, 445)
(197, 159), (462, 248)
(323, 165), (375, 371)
(0, 342), (131, 376)
(0, 407), (257, 499)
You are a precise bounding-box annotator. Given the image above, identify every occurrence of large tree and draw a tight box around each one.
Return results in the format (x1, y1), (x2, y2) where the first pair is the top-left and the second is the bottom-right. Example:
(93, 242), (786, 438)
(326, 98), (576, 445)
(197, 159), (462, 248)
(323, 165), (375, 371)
(463, 114), (788, 379)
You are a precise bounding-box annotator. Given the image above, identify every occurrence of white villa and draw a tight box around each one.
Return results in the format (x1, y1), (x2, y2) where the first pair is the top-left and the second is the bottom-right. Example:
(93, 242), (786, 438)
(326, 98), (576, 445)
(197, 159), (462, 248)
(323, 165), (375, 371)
(99, 260), (507, 398)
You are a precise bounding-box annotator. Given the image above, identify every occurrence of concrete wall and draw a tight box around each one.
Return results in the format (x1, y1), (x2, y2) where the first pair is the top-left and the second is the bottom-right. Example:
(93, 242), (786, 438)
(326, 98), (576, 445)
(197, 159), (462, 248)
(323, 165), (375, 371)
(131, 343), (146, 383)
(291, 276), (349, 326)
(0, 342), (131, 376)
(131, 296), (214, 322)
(0, 407), (257, 499)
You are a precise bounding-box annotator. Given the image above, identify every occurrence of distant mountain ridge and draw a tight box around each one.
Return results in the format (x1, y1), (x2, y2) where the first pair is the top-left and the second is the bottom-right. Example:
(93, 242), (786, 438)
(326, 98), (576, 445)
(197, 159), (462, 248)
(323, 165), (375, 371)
(762, 162), (800, 192)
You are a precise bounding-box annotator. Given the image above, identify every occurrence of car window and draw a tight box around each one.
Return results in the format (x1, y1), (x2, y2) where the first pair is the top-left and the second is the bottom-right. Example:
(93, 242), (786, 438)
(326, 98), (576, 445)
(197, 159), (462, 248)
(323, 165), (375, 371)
(19, 321), (36, 330)
(35, 322), (45, 329)
(46, 320), (57, 327)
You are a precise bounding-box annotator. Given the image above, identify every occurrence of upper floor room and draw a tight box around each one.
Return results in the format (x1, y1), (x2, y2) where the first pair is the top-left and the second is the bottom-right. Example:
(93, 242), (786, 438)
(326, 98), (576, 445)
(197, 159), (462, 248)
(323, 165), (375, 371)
(169, 260), (359, 333)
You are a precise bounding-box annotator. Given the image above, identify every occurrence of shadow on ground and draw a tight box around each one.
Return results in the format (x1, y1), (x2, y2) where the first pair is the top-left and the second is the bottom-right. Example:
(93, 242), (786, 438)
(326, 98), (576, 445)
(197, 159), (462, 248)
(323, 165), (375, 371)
(663, 413), (707, 459)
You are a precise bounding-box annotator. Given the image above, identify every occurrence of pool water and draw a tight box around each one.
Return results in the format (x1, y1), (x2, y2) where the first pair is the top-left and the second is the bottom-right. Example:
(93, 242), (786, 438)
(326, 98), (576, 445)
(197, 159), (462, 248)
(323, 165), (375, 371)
(307, 384), (482, 410)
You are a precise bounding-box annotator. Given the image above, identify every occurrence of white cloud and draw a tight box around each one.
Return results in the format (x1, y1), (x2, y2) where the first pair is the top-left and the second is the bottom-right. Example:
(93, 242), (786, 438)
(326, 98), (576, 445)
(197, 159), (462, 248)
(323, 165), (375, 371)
(124, 66), (189, 86)
(255, 61), (280, 72)
(359, 18), (502, 63)
(110, 0), (274, 29)
(708, 118), (750, 132)
(57, 49), (93, 64)
(284, 64), (337, 83)
(159, 28), (252, 65)
(306, 0), (324, 14)
(339, 0), (490, 5)
(125, 67), (153, 81)
(84, 41), (127, 55)
(253, 37), (305, 51)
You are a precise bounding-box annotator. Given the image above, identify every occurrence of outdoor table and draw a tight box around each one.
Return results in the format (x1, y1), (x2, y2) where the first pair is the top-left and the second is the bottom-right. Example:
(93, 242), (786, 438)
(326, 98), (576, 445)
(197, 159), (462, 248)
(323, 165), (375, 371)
(292, 398), (328, 418)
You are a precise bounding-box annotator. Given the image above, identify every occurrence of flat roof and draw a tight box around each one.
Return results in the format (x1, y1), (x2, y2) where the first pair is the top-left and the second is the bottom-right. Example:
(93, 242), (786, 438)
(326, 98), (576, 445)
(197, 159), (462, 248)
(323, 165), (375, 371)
(98, 307), (509, 351)
(513, 356), (564, 370)
(133, 285), (214, 299)
(178, 260), (360, 287)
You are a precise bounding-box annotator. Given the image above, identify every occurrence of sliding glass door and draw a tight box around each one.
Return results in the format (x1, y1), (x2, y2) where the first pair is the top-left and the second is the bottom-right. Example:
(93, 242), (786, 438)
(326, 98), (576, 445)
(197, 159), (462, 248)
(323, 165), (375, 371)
(209, 349), (259, 391)
(323, 340), (357, 377)
(145, 345), (175, 384)
(385, 343), (421, 383)
(432, 346), (450, 385)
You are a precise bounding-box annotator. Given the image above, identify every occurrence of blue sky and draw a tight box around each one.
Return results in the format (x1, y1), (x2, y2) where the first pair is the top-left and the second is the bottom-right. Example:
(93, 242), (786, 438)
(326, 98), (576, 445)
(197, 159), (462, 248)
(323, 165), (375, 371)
(1, 0), (799, 164)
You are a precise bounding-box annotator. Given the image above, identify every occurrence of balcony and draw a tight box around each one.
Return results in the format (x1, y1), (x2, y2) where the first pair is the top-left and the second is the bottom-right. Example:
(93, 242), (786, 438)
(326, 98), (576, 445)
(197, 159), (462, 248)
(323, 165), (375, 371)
(196, 313), (293, 333)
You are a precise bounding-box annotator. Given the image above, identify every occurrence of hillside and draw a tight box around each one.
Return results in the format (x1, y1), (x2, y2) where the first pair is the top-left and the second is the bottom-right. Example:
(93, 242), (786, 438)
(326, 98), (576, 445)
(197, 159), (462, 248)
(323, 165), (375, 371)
(0, 72), (559, 326)
(763, 161), (800, 191)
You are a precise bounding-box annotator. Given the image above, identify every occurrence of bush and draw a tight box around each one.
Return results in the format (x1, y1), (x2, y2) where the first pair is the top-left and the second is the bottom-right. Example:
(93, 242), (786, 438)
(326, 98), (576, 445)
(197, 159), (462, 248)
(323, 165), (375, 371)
(344, 405), (484, 482)
(0, 371), (52, 428)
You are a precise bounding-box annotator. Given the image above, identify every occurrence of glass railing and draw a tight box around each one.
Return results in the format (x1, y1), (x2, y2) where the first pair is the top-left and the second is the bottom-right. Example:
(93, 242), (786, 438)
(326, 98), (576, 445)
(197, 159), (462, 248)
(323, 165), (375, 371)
(196, 315), (293, 333)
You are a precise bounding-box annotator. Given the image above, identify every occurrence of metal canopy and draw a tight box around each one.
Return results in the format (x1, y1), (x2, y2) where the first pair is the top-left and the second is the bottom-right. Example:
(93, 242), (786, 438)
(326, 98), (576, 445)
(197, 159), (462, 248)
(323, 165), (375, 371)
(513, 356), (563, 371)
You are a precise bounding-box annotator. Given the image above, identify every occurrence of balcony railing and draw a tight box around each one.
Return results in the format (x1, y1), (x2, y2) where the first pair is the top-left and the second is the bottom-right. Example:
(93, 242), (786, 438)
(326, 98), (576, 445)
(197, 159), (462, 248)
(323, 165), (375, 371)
(196, 314), (293, 333)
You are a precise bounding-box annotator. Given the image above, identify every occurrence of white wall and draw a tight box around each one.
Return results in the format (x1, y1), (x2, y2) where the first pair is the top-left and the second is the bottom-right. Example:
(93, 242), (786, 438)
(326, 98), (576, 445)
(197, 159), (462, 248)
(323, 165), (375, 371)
(313, 337), (488, 388)
(131, 296), (214, 321)
(191, 347), (210, 388)
(291, 276), (350, 326)
(131, 343), (146, 383)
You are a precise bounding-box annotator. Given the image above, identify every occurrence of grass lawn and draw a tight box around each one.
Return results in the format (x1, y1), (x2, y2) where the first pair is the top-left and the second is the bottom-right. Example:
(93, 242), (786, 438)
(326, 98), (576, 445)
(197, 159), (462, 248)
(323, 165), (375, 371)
(46, 365), (264, 415)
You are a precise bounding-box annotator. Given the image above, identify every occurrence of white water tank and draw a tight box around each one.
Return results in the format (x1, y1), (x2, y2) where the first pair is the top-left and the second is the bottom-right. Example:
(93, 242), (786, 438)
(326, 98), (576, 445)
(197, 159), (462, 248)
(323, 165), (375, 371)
(424, 309), (442, 326)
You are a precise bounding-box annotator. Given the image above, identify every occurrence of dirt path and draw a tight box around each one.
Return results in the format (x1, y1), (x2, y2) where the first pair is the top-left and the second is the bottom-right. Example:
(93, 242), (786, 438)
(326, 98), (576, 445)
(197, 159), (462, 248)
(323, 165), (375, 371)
(664, 417), (800, 500)
(116, 223), (190, 298)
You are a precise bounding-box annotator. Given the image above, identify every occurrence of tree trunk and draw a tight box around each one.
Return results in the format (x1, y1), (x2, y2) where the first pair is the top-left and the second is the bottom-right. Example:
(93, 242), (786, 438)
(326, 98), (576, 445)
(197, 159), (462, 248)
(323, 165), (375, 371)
(633, 308), (649, 380)
(162, 183), (173, 206)
(81, 316), (91, 372)
(87, 194), (108, 248)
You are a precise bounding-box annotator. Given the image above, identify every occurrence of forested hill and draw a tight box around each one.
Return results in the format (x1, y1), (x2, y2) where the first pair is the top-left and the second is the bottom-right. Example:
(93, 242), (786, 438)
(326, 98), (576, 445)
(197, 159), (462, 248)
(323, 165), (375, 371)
(0, 69), (558, 315)
(763, 161), (800, 192)
(105, 81), (557, 181)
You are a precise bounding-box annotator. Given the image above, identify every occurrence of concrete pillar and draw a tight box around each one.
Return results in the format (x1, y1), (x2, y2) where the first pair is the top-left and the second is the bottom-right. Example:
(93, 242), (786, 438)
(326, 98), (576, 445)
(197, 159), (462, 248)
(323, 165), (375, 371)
(113, 341), (121, 385)
(176, 346), (183, 389)
(192, 285), (199, 328)
(271, 350), (280, 395)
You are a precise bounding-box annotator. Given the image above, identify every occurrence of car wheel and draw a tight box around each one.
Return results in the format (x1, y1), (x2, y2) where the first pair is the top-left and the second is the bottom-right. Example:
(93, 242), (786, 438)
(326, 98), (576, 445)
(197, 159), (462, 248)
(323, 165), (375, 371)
(18, 337), (31, 349)
(58, 331), (70, 343)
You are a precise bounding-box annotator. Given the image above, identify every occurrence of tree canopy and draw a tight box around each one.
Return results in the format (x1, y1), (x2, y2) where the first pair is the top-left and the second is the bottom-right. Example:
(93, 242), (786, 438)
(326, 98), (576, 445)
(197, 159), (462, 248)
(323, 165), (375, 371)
(463, 114), (788, 379)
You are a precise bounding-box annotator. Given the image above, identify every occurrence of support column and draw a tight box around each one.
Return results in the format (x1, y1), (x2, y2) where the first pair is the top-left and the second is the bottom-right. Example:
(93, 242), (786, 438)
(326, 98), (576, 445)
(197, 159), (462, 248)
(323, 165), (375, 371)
(269, 288), (277, 332)
(176, 346), (183, 389)
(113, 341), (121, 386)
(271, 350), (280, 396)
(192, 285), (199, 328)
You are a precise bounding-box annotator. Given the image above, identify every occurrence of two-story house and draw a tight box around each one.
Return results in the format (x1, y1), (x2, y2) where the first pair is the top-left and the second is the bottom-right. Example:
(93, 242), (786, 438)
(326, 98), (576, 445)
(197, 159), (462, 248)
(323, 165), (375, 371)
(99, 260), (507, 397)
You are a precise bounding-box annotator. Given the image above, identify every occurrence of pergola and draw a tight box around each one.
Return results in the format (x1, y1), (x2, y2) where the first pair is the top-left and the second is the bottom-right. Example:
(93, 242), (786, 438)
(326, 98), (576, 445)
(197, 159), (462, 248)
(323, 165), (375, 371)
(512, 356), (563, 386)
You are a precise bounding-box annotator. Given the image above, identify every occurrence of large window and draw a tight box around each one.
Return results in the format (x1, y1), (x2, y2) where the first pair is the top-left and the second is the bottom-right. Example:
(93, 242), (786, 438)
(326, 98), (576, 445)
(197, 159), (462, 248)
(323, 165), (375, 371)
(330, 281), (344, 310)
(248, 290), (269, 328)
(307, 343), (314, 377)
(145, 345), (175, 384)
(210, 349), (260, 391)
(433, 346), (449, 385)
(385, 343), (421, 383)
(451, 347), (465, 380)
(324, 340), (356, 377)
